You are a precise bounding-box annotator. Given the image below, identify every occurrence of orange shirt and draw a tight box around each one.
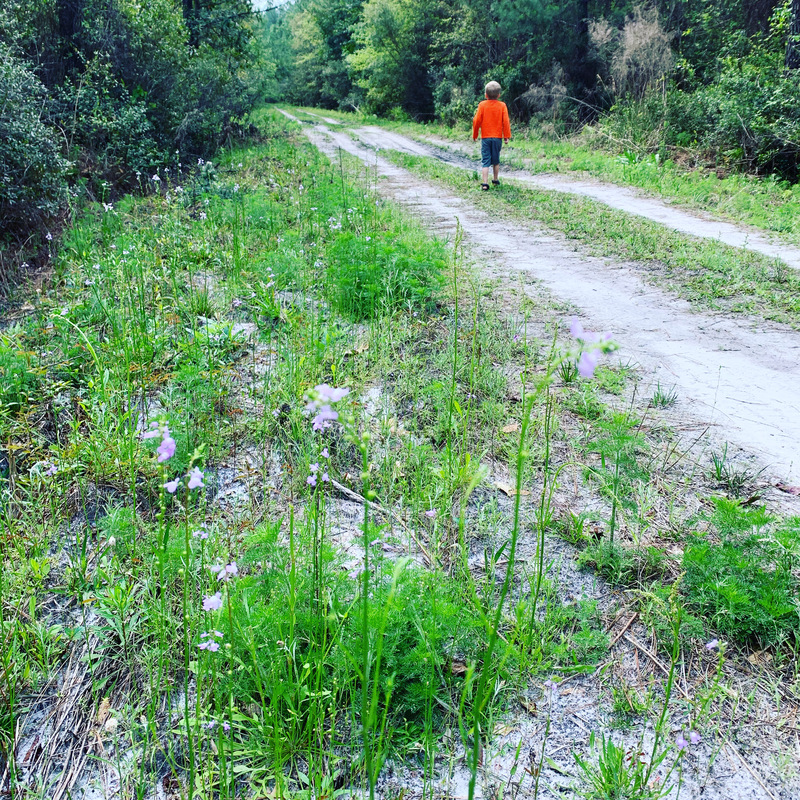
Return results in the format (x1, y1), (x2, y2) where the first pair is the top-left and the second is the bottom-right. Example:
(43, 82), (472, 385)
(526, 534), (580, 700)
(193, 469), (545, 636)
(472, 99), (511, 140)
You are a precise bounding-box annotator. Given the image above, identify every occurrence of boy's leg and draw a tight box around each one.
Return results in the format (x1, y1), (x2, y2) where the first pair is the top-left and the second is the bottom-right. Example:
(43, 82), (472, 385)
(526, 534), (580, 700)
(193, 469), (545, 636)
(480, 139), (492, 188)
(482, 167), (490, 184)
(493, 164), (500, 181)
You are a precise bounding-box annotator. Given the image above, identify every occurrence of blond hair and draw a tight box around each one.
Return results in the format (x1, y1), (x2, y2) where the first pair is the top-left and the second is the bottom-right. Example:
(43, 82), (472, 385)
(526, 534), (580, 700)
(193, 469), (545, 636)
(484, 81), (502, 99)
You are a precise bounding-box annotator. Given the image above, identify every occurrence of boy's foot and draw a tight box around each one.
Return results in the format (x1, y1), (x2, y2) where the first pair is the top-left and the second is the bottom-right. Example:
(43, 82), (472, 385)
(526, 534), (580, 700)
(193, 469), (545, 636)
(481, 183), (490, 191)
(492, 180), (500, 186)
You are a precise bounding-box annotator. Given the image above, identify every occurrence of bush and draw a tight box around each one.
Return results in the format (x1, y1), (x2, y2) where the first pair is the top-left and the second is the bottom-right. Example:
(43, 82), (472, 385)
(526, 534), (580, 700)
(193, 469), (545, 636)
(0, 45), (69, 242)
(325, 232), (445, 320)
(681, 498), (800, 648)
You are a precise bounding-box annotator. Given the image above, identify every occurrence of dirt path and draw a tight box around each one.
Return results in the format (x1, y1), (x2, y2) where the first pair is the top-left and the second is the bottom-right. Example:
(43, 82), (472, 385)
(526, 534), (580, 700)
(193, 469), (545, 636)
(354, 126), (800, 271)
(282, 112), (800, 489)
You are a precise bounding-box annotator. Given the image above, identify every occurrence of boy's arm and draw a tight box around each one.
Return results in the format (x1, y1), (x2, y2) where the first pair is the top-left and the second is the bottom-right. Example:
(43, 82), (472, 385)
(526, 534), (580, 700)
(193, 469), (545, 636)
(503, 104), (511, 142)
(472, 105), (482, 140)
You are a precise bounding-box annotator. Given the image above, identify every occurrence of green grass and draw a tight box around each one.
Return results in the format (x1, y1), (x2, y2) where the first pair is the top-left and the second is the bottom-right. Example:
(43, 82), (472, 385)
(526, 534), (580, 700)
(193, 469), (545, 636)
(382, 149), (800, 326)
(3, 105), (798, 797)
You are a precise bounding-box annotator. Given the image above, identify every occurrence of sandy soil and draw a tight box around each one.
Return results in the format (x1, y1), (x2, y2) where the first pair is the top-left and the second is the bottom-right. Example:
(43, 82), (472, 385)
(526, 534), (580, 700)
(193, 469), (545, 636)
(358, 128), (800, 272)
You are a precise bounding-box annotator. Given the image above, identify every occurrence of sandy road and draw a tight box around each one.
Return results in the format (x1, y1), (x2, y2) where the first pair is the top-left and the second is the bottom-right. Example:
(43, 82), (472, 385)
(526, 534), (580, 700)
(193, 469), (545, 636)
(354, 126), (800, 272)
(283, 111), (800, 488)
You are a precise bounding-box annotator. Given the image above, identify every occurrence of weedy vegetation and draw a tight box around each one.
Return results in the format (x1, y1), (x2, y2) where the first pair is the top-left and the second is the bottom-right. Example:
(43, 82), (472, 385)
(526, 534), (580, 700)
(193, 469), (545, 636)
(1, 108), (798, 799)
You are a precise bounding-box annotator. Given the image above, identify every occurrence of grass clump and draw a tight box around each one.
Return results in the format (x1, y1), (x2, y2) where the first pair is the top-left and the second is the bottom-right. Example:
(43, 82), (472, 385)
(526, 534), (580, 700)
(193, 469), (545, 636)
(681, 498), (800, 649)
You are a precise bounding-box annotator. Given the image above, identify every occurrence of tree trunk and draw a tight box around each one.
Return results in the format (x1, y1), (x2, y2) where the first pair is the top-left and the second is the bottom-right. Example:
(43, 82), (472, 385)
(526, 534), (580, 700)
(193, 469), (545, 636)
(787, 0), (800, 69)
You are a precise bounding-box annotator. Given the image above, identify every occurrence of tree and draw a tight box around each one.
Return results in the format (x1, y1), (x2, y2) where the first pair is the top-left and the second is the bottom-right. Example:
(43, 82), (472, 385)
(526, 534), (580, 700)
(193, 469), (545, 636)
(787, 0), (800, 67)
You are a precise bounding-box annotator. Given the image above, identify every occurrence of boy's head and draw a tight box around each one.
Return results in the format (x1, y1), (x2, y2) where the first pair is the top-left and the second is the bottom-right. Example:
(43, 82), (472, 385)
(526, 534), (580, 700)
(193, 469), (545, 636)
(484, 81), (502, 100)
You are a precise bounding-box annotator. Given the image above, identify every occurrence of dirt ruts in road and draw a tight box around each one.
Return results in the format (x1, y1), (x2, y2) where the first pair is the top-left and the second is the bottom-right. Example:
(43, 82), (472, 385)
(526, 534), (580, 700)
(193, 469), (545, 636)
(282, 110), (800, 488)
(354, 126), (800, 272)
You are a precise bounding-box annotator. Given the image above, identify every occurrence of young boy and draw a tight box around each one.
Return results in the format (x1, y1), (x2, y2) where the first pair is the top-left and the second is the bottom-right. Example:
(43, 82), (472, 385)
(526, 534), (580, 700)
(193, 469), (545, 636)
(472, 81), (511, 191)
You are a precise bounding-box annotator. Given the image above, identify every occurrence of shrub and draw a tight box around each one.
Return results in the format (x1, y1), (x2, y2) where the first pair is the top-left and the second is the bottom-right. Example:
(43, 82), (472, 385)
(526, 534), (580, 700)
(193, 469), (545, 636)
(325, 232), (445, 320)
(681, 498), (800, 648)
(0, 45), (70, 243)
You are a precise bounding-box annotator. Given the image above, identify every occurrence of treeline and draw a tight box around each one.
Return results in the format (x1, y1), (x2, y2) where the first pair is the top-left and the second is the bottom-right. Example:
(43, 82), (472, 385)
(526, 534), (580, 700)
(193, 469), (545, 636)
(266, 0), (800, 179)
(0, 0), (271, 279)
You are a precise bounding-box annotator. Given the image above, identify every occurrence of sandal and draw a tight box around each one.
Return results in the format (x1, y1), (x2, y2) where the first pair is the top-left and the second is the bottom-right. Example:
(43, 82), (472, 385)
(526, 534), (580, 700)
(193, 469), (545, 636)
(492, 180), (500, 186)
(480, 183), (490, 191)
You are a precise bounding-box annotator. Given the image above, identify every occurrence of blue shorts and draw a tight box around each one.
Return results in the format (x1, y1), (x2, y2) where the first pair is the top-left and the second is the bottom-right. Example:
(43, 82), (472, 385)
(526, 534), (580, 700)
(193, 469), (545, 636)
(481, 138), (502, 167)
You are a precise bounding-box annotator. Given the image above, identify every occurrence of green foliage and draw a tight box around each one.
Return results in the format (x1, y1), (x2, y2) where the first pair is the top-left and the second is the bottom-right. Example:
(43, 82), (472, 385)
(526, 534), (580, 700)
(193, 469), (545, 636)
(681, 498), (800, 648)
(325, 231), (445, 319)
(0, 343), (39, 414)
(0, 44), (70, 242)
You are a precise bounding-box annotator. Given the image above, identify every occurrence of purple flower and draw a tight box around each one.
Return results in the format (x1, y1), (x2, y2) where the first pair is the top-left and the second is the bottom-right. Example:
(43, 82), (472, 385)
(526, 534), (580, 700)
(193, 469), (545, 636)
(192, 527), (210, 539)
(204, 721), (216, 730)
(321, 448), (329, 459)
(705, 638), (719, 650)
(312, 406), (338, 431)
(676, 734), (689, 751)
(321, 472), (329, 482)
(44, 462), (58, 477)
(307, 384), (350, 408)
(424, 509), (437, 518)
(187, 467), (204, 489)
(307, 474), (317, 487)
(198, 632), (222, 652)
(689, 731), (701, 745)
(309, 463), (319, 473)
(141, 421), (162, 440)
(203, 592), (223, 611)
(222, 722), (231, 732)
(210, 562), (238, 582)
(578, 349), (601, 378)
(164, 478), (180, 494)
(544, 679), (558, 693)
(157, 434), (176, 462)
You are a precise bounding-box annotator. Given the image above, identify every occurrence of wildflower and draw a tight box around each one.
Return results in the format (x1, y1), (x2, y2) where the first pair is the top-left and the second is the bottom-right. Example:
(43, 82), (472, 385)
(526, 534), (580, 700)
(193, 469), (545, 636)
(222, 721), (231, 732)
(312, 406), (338, 432)
(307, 474), (317, 487)
(152, 174), (161, 182)
(232, 298), (243, 308)
(705, 638), (719, 650)
(164, 478), (180, 494)
(202, 592), (223, 611)
(308, 383), (350, 407)
(366, 236), (371, 241)
(187, 467), (205, 489)
(44, 462), (58, 477)
(544, 679), (558, 693)
(321, 447), (329, 459)
(142, 421), (162, 440)
(234, 184), (240, 193)
(272, 409), (280, 418)
(157, 433), (176, 463)
(198, 630), (224, 651)
(237, 162), (243, 168)
(309, 463), (319, 473)
(103, 202), (113, 212)
(199, 212), (207, 220)
(46, 232), (53, 241)
(192, 528), (210, 539)
(676, 734), (689, 751)
(569, 317), (612, 379)
(321, 472), (329, 482)
(210, 562), (238, 582)
(424, 509), (437, 518)
(690, 731), (701, 745)
(204, 721), (216, 729)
